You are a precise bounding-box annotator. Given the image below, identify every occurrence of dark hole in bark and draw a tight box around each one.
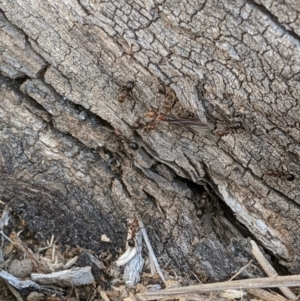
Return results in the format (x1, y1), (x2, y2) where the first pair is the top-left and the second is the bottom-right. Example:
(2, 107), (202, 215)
(14, 75), (30, 85)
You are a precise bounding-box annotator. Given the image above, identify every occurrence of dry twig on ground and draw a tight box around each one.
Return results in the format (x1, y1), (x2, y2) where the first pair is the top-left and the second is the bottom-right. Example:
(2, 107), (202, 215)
(137, 275), (300, 301)
(251, 240), (297, 300)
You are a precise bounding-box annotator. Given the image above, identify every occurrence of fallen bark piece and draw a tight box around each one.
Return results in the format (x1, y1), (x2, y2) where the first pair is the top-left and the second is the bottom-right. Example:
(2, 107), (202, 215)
(124, 219), (144, 287)
(137, 275), (300, 301)
(77, 252), (105, 285)
(247, 288), (289, 301)
(0, 268), (64, 296)
(31, 266), (94, 287)
(0, 268), (41, 290)
(251, 240), (297, 300)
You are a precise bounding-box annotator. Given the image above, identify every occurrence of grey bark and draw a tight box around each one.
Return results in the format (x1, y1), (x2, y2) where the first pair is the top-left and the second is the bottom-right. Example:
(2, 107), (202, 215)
(0, 0), (300, 282)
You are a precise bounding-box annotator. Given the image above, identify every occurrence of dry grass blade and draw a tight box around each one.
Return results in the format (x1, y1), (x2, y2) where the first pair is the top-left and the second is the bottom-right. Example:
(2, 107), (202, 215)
(138, 218), (166, 284)
(137, 275), (300, 301)
(247, 288), (289, 301)
(144, 293), (225, 301)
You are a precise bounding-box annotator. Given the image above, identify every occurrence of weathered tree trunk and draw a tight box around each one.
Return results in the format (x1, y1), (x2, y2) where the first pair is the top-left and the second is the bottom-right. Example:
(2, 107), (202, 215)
(0, 0), (299, 282)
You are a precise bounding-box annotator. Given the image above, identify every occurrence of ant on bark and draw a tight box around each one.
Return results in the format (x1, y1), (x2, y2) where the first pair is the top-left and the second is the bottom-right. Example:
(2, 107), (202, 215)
(115, 218), (142, 266)
(157, 83), (178, 114)
(264, 169), (295, 182)
(114, 129), (138, 150)
(132, 82), (177, 131)
(127, 218), (140, 248)
(132, 83), (210, 136)
(215, 121), (243, 137)
(132, 110), (158, 132)
(118, 81), (135, 103)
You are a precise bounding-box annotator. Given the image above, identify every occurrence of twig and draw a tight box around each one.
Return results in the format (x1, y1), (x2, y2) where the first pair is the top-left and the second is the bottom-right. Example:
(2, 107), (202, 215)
(0, 269), (63, 295)
(247, 288), (289, 301)
(0, 231), (13, 243)
(138, 218), (166, 283)
(229, 260), (253, 281)
(0, 268), (41, 290)
(251, 240), (297, 300)
(137, 275), (300, 301)
(162, 259), (171, 269)
(63, 256), (78, 269)
(191, 271), (202, 283)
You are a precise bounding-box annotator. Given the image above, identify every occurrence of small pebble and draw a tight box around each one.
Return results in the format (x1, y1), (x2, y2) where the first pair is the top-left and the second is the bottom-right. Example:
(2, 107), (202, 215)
(8, 258), (33, 278)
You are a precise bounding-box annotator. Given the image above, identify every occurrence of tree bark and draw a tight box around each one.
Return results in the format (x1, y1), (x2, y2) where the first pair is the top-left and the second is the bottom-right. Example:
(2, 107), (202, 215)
(0, 0), (300, 282)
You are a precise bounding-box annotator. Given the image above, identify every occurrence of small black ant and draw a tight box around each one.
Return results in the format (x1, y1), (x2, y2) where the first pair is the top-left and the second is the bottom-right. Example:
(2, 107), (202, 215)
(118, 81), (134, 103)
(157, 83), (166, 95)
(264, 170), (295, 182)
(114, 129), (138, 150)
(129, 142), (139, 150)
(231, 121), (243, 131)
(127, 238), (136, 248)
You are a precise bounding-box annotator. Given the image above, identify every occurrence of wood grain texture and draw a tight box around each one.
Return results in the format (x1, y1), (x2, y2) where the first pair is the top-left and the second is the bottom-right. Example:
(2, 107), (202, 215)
(0, 0), (300, 281)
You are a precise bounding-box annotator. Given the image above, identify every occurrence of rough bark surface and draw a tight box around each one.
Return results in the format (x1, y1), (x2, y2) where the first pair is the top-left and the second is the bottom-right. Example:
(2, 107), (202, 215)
(0, 0), (300, 281)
